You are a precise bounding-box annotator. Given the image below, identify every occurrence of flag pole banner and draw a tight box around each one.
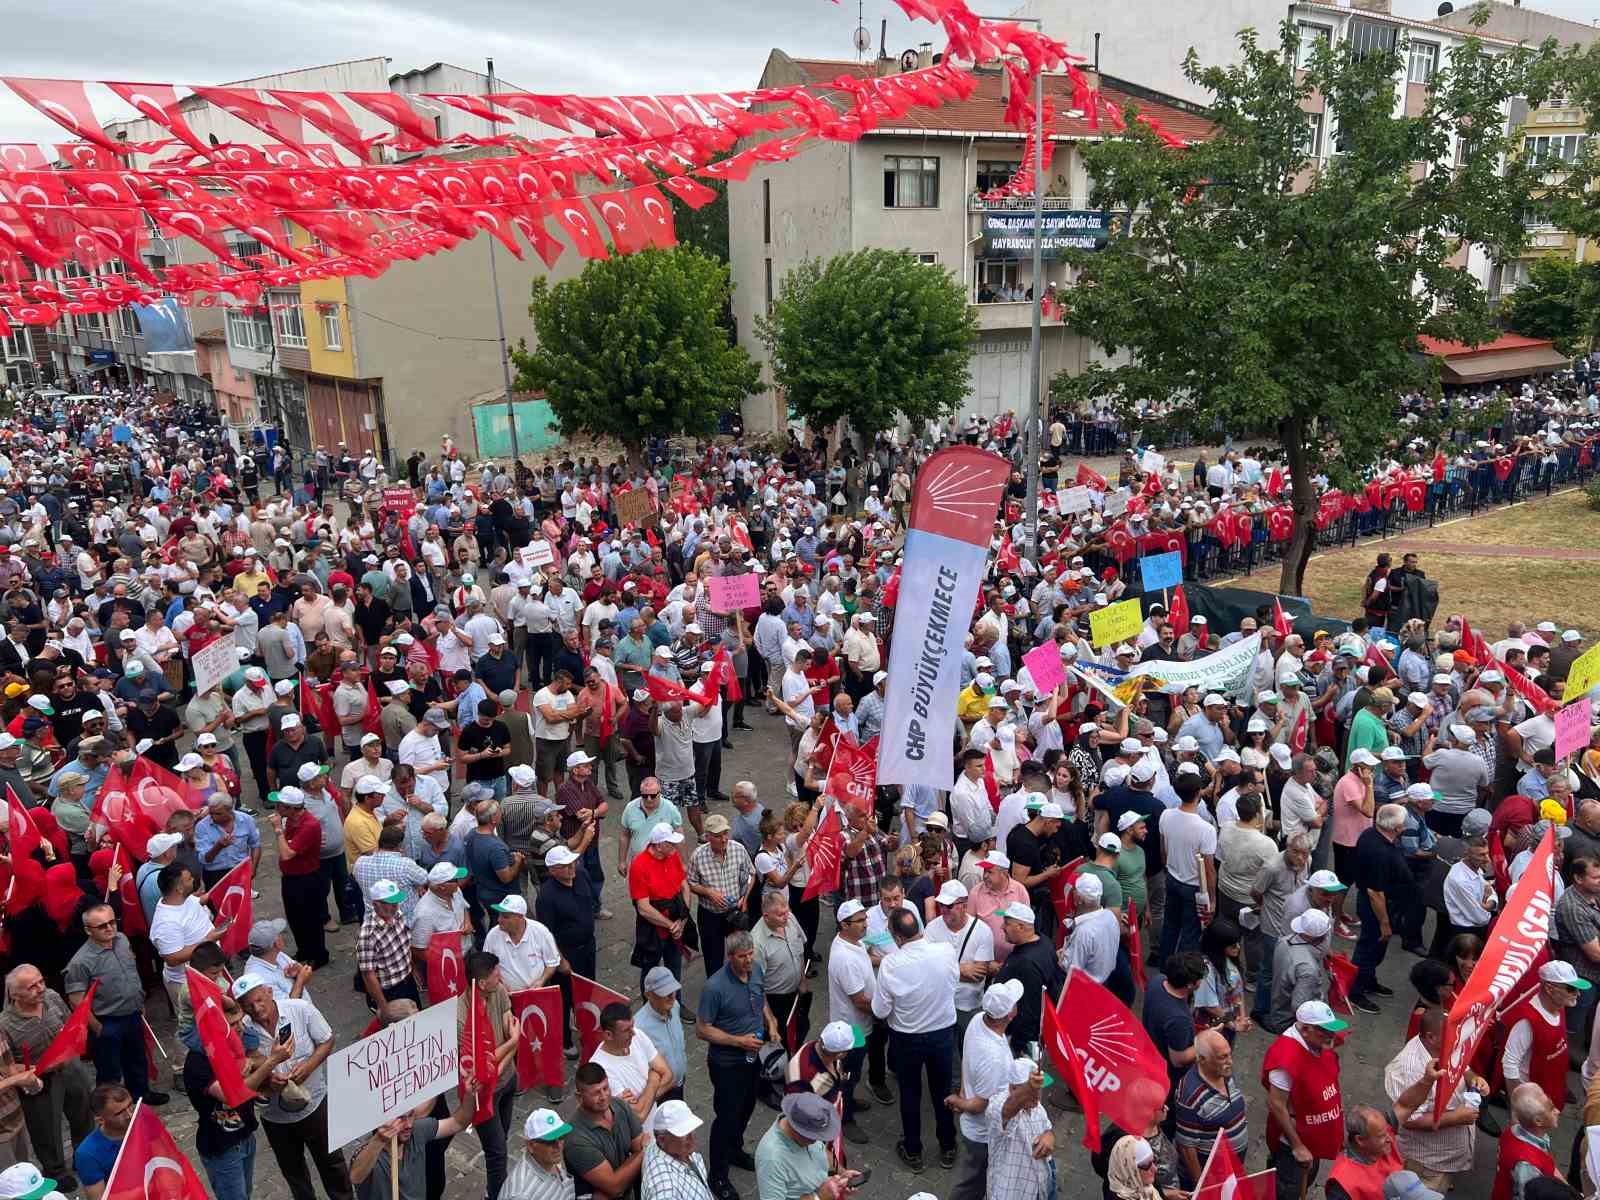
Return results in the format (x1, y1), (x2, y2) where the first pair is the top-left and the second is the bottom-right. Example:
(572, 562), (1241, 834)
(877, 447), (1009, 788)
(1434, 827), (1556, 1119)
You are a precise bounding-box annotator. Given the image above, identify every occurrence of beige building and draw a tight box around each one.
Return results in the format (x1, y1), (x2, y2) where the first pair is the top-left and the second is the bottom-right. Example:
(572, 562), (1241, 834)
(727, 51), (1213, 434)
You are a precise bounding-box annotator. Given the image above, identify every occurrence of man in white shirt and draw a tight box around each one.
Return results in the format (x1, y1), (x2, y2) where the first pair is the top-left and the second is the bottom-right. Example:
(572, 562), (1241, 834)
(950, 749), (994, 856)
(827, 900), (878, 1131)
(1441, 837), (1498, 942)
(409, 863), (472, 981)
(1501, 960), (1584, 1108)
(481, 895), (561, 992)
(1159, 777), (1218, 961)
(946, 979), (1023, 1200)
(588, 1000), (673, 1123)
(397, 708), (452, 794)
(1063, 874), (1123, 992)
(1279, 753), (1326, 844)
(923, 880), (997, 1046)
(871, 906), (960, 1171)
(148, 861), (227, 1011)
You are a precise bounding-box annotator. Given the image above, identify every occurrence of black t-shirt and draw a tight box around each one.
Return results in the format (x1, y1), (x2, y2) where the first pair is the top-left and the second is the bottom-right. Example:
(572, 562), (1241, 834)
(268, 734), (328, 788)
(1354, 828), (1412, 903)
(457, 721), (510, 783)
(48, 691), (96, 746)
(406, 678), (445, 722)
(183, 1050), (257, 1159)
(1095, 784), (1167, 875)
(536, 873), (596, 952)
(1006, 823), (1059, 909)
(127, 704), (182, 768)
(1141, 975), (1195, 1087)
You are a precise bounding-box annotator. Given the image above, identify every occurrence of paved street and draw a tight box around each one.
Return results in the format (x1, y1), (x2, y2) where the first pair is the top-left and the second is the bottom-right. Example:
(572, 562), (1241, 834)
(136, 698), (1579, 1200)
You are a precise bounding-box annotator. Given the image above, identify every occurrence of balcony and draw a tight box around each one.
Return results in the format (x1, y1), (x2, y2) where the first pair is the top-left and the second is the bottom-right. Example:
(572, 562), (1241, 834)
(970, 192), (1091, 212)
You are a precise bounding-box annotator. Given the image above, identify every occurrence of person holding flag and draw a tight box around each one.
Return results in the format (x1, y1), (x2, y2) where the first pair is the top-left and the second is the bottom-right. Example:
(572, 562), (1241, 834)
(1262, 999), (1349, 1200)
(0, 964), (92, 1189)
(945, 979), (1023, 1200)
(62, 903), (168, 1108)
(183, 991), (294, 1200)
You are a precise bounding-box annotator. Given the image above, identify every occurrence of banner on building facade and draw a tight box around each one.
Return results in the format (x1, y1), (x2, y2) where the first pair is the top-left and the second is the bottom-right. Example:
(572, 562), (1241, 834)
(981, 210), (1122, 258)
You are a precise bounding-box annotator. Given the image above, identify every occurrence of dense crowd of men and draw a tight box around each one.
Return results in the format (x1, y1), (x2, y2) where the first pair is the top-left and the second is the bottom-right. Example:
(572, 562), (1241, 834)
(0, 376), (1597, 1200)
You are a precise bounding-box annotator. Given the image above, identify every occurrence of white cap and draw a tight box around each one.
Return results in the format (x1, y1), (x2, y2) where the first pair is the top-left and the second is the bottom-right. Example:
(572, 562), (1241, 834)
(544, 846), (579, 868)
(977, 852), (1011, 871)
(1215, 746), (1241, 764)
(935, 880), (969, 905)
(1349, 749), (1380, 767)
(280, 712), (302, 730)
(1097, 832), (1123, 852)
(1380, 746), (1409, 761)
(355, 775), (387, 796)
(820, 1021), (855, 1052)
(0, 1164), (56, 1200)
(1039, 801), (1066, 819)
(1295, 999), (1349, 1030)
(1000, 903), (1036, 925)
(651, 1099), (703, 1137)
(1405, 783), (1436, 802)
(492, 895), (529, 915)
(1258, 691), (1279, 706)
(1290, 908), (1332, 938)
(274, 786), (306, 807)
(1449, 723), (1476, 744)
(1541, 960), (1591, 988)
(1408, 692), (1429, 709)
(565, 749), (596, 769)
(508, 764), (536, 787)
(1130, 758), (1158, 783)
(1202, 692), (1227, 706)
(1308, 869), (1348, 891)
(1117, 811), (1146, 832)
(296, 761), (325, 783)
(836, 898), (866, 921)
(1074, 873), (1103, 900)
(981, 978), (1025, 1018)
(1174, 735), (1200, 753)
(146, 832), (183, 858)
(428, 862), (468, 885)
(1565, 630), (1583, 643)
(872, 670), (888, 685)
(1118, 737), (1143, 755)
(229, 974), (271, 1000)
(176, 752), (204, 773)
(648, 824), (684, 845)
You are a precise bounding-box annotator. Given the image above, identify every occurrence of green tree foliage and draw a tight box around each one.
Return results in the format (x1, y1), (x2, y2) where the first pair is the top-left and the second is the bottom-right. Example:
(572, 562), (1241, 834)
(1500, 255), (1600, 357)
(1059, 21), (1556, 594)
(670, 178), (729, 263)
(511, 247), (759, 464)
(757, 248), (977, 437)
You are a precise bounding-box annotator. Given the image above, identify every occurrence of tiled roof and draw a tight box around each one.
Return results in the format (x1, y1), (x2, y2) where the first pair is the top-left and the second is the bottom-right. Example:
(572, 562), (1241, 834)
(1416, 332), (1554, 357)
(785, 57), (1216, 143)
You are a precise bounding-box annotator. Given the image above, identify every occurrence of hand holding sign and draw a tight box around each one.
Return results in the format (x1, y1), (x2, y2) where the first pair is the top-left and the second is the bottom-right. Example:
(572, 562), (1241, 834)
(707, 572), (760, 614)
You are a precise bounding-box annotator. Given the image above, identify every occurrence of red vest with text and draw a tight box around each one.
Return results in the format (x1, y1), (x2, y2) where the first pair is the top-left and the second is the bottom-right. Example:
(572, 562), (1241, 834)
(1505, 996), (1568, 1108)
(1491, 1127), (1557, 1200)
(1260, 1034), (1344, 1161)
(1326, 1147), (1404, 1200)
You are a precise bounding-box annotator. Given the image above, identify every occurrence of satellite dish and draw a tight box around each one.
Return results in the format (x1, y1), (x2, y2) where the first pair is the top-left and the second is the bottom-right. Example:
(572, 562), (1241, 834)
(899, 48), (919, 71)
(853, 26), (872, 53)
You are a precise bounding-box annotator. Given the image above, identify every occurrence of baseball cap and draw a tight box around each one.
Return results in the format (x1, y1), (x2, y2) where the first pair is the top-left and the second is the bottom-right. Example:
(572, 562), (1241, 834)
(1380, 746), (1409, 762)
(492, 895), (529, 915)
(703, 814), (732, 834)
(248, 918), (288, 951)
(176, 753), (204, 773)
(1405, 783), (1438, 803)
(1075, 874), (1103, 900)
(1295, 999), (1349, 1032)
(230, 973), (271, 1000)
(820, 1021), (854, 1052)
(1215, 746), (1241, 764)
(935, 880), (969, 905)
(523, 1109), (572, 1142)
(1308, 869), (1347, 892)
(1097, 832), (1123, 852)
(1130, 758), (1158, 783)
(1118, 811), (1146, 832)
(279, 712), (302, 730)
(428, 862), (469, 885)
(297, 761), (328, 783)
(1039, 801), (1066, 819)
(977, 852), (1011, 871)
(1541, 960), (1592, 990)
(0, 1165), (56, 1200)
(565, 749), (595, 769)
(1349, 749), (1379, 767)
(369, 879), (407, 904)
(982, 978), (1025, 1018)
(1290, 908), (1332, 938)
(146, 832), (182, 858)
(273, 786), (306, 807)
(648, 824), (685, 845)
(1202, 692), (1226, 706)
(1000, 903), (1036, 925)
(651, 1099), (703, 1137)
(1383, 1172), (1444, 1200)
(836, 899), (866, 922)
(544, 846), (579, 868)
(643, 966), (682, 996)
(355, 775), (387, 796)
(1118, 737), (1143, 755)
(1174, 735), (1200, 753)
(924, 811), (949, 830)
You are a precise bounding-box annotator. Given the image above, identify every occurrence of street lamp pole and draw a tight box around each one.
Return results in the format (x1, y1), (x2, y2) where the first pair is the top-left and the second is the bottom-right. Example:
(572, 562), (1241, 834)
(485, 58), (520, 464)
(1023, 57), (1045, 561)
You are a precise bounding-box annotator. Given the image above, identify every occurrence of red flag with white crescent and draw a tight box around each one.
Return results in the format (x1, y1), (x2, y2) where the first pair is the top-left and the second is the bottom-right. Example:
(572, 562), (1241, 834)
(186, 967), (255, 1108)
(204, 859), (252, 958)
(1291, 707), (1309, 754)
(570, 974), (629, 1063)
(102, 1103), (210, 1200)
(113, 842), (148, 938)
(426, 931), (466, 1002)
(1167, 586), (1191, 637)
(33, 980), (97, 1073)
(460, 985), (499, 1126)
(510, 987), (564, 1090)
(1271, 597), (1292, 639)
(5, 785), (42, 863)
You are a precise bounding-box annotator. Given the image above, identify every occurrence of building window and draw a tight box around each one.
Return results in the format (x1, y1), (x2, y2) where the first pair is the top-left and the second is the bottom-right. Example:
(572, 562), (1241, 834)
(1301, 111), (1324, 159)
(762, 179), (771, 244)
(227, 235), (266, 261)
(914, 253), (938, 265)
(976, 160), (1021, 193)
(1296, 23), (1331, 69)
(764, 258), (773, 314)
(269, 292), (307, 349)
(115, 307), (138, 338)
(1348, 19), (1398, 61)
(1526, 134), (1581, 164)
(318, 303), (342, 351)
(225, 307), (273, 353)
(1408, 42), (1437, 84)
(1454, 135), (1472, 168)
(884, 155), (939, 208)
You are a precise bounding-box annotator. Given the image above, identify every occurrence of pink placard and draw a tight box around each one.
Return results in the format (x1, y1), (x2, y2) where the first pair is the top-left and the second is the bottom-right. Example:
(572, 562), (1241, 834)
(1023, 641), (1066, 695)
(1555, 696), (1593, 761)
(707, 572), (761, 614)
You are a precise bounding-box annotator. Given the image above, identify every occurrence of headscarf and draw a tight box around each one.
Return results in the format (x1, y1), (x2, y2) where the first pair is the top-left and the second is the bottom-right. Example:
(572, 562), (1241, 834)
(42, 863), (83, 929)
(1107, 1135), (1161, 1200)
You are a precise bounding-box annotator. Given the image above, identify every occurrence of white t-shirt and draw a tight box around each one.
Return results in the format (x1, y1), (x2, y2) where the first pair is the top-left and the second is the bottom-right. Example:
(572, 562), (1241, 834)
(959, 1014), (1014, 1144)
(780, 669), (815, 730)
(532, 687), (576, 740)
(1062, 906), (1121, 982)
(1159, 807), (1218, 887)
(481, 920), (562, 991)
(924, 913), (995, 1013)
(409, 890), (469, 949)
(1279, 779), (1322, 841)
(827, 936), (877, 1033)
(1514, 713), (1556, 758)
(150, 895), (217, 985)
(587, 1029), (660, 1115)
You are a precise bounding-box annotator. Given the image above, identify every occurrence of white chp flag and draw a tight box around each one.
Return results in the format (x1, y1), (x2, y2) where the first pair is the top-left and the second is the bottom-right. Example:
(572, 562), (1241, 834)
(878, 447), (1010, 790)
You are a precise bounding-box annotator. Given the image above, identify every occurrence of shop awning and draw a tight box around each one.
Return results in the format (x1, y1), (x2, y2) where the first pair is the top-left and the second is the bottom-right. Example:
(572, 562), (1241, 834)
(1416, 332), (1570, 385)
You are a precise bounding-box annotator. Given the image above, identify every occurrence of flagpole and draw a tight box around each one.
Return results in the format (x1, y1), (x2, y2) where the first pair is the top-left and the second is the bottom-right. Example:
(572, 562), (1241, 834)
(102, 1098), (142, 1193)
(484, 59), (521, 466)
(142, 1016), (170, 1060)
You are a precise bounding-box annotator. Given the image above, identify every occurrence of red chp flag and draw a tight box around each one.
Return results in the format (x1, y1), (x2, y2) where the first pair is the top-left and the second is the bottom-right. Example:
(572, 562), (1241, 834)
(571, 974), (629, 1063)
(204, 859), (252, 958)
(802, 803), (845, 903)
(102, 1102), (210, 1200)
(1058, 967), (1171, 1139)
(1127, 901), (1147, 990)
(1076, 463), (1108, 490)
(1042, 988), (1102, 1150)
(426, 931), (467, 1002)
(113, 842), (147, 938)
(1435, 827), (1556, 1120)
(1326, 952), (1359, 1016)
(510, 987), (564, 1090)
(33, 980), (97, 1073)
(185, 967), (254, 1108)
(5, 786), (43, 862)
(460, 985), (499, 1126)
(828, 736), (879, 812)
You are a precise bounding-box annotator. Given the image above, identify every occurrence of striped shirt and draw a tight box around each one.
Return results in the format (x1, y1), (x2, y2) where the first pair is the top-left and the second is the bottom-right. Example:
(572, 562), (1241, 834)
(1173, 1064), (1248, 1156)
(500, 1154), (574, 1200)
(985, 1092), (1054, 1200)
(1383, 1034), (1476, 1173)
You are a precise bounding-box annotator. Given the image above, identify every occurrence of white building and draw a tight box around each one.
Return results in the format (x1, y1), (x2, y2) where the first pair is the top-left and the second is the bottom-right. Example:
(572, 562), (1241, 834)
(727, 50), (1213, 434)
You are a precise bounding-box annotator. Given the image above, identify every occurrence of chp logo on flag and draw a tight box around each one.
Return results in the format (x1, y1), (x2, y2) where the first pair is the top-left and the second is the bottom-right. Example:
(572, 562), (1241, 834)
(827, 736), (879, 811)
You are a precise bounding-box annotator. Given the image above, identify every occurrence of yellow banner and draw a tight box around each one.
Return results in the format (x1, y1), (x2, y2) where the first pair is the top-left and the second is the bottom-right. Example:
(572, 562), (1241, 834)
(1566, 642), (1600, 704)
(1090, 597), (1144, 648)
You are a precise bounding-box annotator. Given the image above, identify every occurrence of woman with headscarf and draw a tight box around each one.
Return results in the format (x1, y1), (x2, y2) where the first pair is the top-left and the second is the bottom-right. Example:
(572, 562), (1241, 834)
(1105, 1135), (1165, 1200)
(1096, 1108), (1187, 1200)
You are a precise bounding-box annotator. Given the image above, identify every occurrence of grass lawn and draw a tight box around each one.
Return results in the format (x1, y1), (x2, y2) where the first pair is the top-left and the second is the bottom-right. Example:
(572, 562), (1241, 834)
(1228, 487), (1600, 634)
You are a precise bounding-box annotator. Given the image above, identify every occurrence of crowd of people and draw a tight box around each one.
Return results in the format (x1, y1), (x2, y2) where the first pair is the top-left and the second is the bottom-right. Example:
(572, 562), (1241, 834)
(0, 376), (1597, 1200)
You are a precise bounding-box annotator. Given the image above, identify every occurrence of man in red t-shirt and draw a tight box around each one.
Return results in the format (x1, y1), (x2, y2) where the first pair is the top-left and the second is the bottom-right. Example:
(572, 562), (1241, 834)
(628, 824), (691, 995)
(269, 786), (328, 969)
(1262, 999), (1347, 1199)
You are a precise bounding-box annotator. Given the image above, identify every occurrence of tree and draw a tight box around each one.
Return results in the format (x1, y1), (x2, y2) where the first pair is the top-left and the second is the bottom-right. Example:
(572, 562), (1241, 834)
(1501, 254), (1600, 356)
(757, 248), (977, 437)
(670, 178), (729, 263)
(1058, 21), (1557, 595)
(511, 247), (759, 467)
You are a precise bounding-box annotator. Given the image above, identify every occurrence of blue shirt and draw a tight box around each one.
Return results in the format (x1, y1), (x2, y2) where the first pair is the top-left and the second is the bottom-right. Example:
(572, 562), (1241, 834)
(194, 811), (261, 874)
(50, 756), (109, 812)
(1177, 712), (1225, 761)
(75, 1129), (121, 1187)
(633, 999), (688, 1087)
(698, 962), (767, 1065)
(456, 682), (487, 730)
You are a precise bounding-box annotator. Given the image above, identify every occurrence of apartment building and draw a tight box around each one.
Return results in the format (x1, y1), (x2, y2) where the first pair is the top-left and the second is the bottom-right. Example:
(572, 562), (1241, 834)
(727, 50), (1213, 433)
(27, 58), (574, 463)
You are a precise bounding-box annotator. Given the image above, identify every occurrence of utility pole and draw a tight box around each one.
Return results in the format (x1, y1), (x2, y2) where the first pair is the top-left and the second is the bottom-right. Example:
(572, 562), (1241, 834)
(484, 58), (520, 463)
(1023, 57), (1045, 561)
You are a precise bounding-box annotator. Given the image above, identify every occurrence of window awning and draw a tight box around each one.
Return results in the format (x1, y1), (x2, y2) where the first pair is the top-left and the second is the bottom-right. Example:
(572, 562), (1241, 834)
(1437, 345), (1570, 384)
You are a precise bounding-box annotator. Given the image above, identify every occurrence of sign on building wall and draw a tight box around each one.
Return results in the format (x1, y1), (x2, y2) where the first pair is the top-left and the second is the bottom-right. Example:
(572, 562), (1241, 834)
(981, 211), (1122, 258)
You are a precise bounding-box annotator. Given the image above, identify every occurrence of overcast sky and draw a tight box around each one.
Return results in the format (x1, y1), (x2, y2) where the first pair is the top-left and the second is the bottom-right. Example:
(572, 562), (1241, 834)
(0, 0), (1595, 145)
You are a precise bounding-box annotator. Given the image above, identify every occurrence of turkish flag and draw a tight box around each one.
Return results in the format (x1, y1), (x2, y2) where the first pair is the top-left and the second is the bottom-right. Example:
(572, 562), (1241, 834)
(1433, 452), (1447, 483)
(1364, 641), (1394, 674)
(1494, 456), (1515, 482)
(1075, 463), (1108, 490)
(113, 842), (148, 939)
(1042, 990), (1102, 1150)
(1402, 478), (1427, 513)
(1127, 900), (1147, 991)
(102, 1103), (209, 1200)
(802, 804), (845, 903)
(1271, 597), (1293, 640)
(1436, 827), (1556, 1120)
(5, 785), (42, 863)
(828, 736), (879, 812)
(4, 78), (124, 154)
(1326, 952), (1358, 1015)
(1193, 1128), (1248, 1195)
(1290, 707), (1309, 754)
(1167, 586), (1190, 637)
(204, 859), (252, 958)
(1502, 660), (1558, 716)
(301, 678), (338, 743)
(1058, 968), (1171, 1138)
(426, 931), (467, 1002)
(1208, 511), (1237, 549)
(94, 759), (205, 860)
(34, 980), (97, 1073)
(570, 974), (629, 1063)
(1049, 857), (1083, 952)
(510, 987), (564, 1090)
(185, 968), (254, 1108)
(460, 985), (499, 1126)
(1460, 617), (1493, 668)
(544, 197), (610, 260)
(1265, 467), (1283, 498)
